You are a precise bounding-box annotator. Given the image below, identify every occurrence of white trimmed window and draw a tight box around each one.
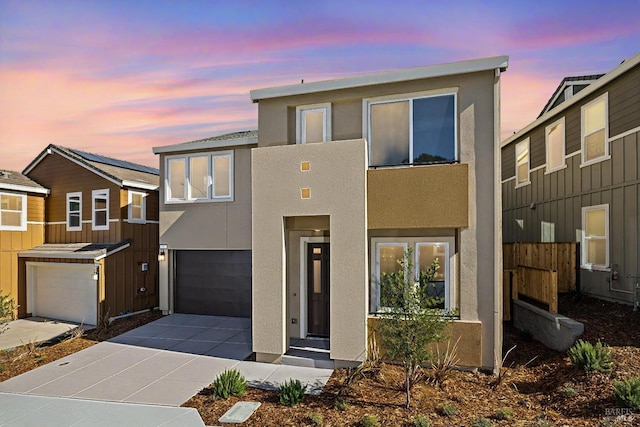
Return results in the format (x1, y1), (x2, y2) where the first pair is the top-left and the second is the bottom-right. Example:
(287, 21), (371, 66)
(371, 237), (454, 312)
(128, 191), (146, 223)
(92, 189), (109, 230)
(545, 117), (565, 173)
(0, 192), (26, 231)
(515, 138), (530, 187)
(581, 93), (609, 166)
(364, 90), (457, 167)
(165, 151), (233, 203)
(296, 103), (331, 144)
(66, 192), (82, 231)
(581, 204), (609, 270)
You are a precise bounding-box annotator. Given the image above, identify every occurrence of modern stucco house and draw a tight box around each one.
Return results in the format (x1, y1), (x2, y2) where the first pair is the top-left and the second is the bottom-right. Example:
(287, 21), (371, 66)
(0, 171), (49, 313)
(156, 56), (508, 372)
(16, 145), (160, 324)
(501, 52), (640, 307)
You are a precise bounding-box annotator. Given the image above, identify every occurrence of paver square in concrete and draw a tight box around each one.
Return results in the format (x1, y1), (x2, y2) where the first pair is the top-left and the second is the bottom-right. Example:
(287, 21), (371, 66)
(219, 401), (261, 423)
(0, 369), (65, 393)
(116, 351), (195, 379)
(167, 339), (220, 355)
(189, 327), (241, 342)
(206, 342), (252, 359)
(73, 374), (158, 401)
(125, 378), (209, 406)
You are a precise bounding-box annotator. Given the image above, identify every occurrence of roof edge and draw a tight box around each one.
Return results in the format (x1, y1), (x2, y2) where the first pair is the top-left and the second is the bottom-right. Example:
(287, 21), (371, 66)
(250, 55), (509, 102)
(153, 135), (258, 154)
(502, 52), (640, 147)
(0, 182), (50, 195)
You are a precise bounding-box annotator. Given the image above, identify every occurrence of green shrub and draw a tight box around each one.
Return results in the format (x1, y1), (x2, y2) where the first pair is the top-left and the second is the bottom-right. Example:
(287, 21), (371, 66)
(361, 414), (379, 427)
(439, 402), (458, 416)
(561, 386), (577, 398)
(307, 412), (323, 425)
(211, 368), (246, 399)
(335, 397), (350, 411)
(279, 379), (306, 406)
(613, 377), (640, 409)
(470, 418), (491, 427)
(567, 340), (613, 373)
(413, 415), (430, 427)
(494, 407), (513, 420)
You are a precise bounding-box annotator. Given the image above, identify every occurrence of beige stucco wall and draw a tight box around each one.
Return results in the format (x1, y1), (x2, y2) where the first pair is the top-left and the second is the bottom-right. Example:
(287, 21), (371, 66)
(252, 139), (368, 363)
(158, 146), (253, 250)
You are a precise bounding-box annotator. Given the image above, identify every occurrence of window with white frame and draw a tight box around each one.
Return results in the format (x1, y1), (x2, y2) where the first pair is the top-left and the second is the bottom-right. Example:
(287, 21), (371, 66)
(0, 192), (26, 231)
(364, 91), (456, 167)
(92, 189), (109, 230)
(581, 204), (609, 270)
(515, 138), (530, 187)
(581, 93), (608, 165)
(296, 103), (331, 144)
(128, 191), (146, 223)
(165, 151), (233, 202)
(545, 117), (565, 173)
(371, 237), (454, 312)
(66, 192), (82, 231)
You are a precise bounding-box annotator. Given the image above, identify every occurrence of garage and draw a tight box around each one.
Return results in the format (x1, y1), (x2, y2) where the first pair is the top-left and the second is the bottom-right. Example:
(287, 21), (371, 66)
(175, 250), (251, 317)
(27, 263), (97, 324)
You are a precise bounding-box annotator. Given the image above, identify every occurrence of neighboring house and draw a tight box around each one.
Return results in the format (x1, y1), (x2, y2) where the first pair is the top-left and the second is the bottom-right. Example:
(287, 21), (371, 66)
(17, 145), (160, 324)
(153, 131), (256, 317)
(252, 56), (508, 372)
(501, 52), (640, 306)
(0, 171), (49, 311)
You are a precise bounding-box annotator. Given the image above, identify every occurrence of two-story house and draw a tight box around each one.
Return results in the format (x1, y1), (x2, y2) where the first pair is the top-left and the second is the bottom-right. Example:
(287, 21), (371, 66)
(155, 56), (508, 372)
(0, 171), (49, 313)
(501, 52), (640, 307)
(17, 145), (160, 324)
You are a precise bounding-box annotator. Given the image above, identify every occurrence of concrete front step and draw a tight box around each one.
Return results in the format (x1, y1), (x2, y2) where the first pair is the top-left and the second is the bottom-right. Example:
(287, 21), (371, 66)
(281, 354), (334, 369)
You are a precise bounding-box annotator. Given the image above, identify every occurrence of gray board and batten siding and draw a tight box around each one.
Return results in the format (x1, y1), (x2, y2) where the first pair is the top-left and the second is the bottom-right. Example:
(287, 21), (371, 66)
(501, 62), (640, 304)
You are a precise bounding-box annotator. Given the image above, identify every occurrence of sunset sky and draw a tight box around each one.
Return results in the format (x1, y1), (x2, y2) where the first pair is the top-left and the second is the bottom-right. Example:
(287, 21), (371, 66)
(1, 0), (638, 171)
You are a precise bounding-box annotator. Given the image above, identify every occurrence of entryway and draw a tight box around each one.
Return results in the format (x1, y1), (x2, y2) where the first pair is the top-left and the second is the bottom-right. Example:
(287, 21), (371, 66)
(307, 242), (329, 337)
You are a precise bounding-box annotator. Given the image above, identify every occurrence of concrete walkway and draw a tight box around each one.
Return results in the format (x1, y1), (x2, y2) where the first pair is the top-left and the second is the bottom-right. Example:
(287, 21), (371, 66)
(0, 314), (333, 424)
(0, 392), (205, 427)
(0, 317), (80, 351)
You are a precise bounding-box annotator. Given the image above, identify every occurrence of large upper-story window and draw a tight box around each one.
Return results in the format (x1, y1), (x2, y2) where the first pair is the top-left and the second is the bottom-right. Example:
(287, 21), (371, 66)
(296, 103), (331, 144)
(0, 192), (26, 231)
(364, 90), (456, 167)
(515, 138), (530, 187)
(165, 151), (233, 203)
(92, 189), (109, 230)
(581, 93), (609, 166)
(66, 192), (82, 231)
(581, 204), (609, 270)
(545, 117), (565, 173)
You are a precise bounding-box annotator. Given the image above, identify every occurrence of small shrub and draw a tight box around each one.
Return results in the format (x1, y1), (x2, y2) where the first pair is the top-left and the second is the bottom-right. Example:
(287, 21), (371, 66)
(211, 368), (247, 399)
(361, 414), (379, 427)
(439, 402), (458, 417)
(470, 418), (491, 427)
(613, 377), (640, 409)
(413, 415), (430, 427)
(335, 397), (350, 411)
(561, 386), (577, 398)
(567, 340), (613, 373)
(534, 415), (554, 427)
(307, 412), (323, 425)
(599, 418), (614, 427)
(279, 379), (306, 406)
(431, 337), (460, 387)
(494, 407), (513, 420)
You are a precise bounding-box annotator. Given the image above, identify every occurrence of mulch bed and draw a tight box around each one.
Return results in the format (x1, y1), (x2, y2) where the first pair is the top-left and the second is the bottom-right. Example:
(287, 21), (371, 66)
(0, 309), (162, 382)
(184, 294), (640, 426)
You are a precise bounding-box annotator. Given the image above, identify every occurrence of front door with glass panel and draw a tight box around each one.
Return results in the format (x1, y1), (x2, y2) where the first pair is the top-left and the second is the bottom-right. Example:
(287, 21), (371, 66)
(307, 243), (329, 337)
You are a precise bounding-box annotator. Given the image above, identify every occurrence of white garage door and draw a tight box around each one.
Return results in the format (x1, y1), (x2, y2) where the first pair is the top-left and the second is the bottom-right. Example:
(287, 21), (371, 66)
(28, 263), (97, 325)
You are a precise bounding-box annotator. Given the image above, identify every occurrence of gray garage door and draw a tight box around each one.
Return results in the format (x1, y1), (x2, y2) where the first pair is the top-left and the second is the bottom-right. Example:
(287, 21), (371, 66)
(175, 250), (251, 318)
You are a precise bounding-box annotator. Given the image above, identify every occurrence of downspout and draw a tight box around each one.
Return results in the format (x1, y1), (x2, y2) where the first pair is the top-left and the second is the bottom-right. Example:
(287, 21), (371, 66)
(493, 65), (504, 375)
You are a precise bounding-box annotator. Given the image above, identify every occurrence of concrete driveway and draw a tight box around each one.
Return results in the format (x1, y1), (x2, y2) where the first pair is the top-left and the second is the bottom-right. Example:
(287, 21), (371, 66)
(0, 314), (333, 407)
(0, 317), (80, 351)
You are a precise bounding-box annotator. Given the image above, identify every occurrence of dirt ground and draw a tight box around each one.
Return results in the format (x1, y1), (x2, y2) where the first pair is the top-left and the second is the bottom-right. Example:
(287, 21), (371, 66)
(184, 295), (640, 426)
(0, 310), (162, 382)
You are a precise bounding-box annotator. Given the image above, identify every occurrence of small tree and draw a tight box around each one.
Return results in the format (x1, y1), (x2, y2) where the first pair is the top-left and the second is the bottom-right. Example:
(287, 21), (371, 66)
(378, 248), (452, 408)
(0, 292), (17, 334)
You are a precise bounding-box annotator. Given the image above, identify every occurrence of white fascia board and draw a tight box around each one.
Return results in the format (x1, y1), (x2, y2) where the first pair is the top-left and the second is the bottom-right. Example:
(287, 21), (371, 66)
(122, 180), (159, 191)
(250, 56), (509, 101)
(96, 242), (131, 260)
(153, 136), (258, 154)
(502, 52), (640, 148)
(0, 183), (49, 195)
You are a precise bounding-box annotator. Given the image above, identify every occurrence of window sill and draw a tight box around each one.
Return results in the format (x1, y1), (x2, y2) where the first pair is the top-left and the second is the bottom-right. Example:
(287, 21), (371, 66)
(580, 154), (610, 168)
(580, 264), (610, 272)
(545, 164), (567, 175)
(369, 160), (460, 170)
(515, 181), (531, 189)
(0, 226), (27, 232)
(165, 198), (234, 204)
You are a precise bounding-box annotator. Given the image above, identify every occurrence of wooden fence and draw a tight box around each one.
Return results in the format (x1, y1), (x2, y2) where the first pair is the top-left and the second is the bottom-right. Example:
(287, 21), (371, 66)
(503, 242), (577, 319)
